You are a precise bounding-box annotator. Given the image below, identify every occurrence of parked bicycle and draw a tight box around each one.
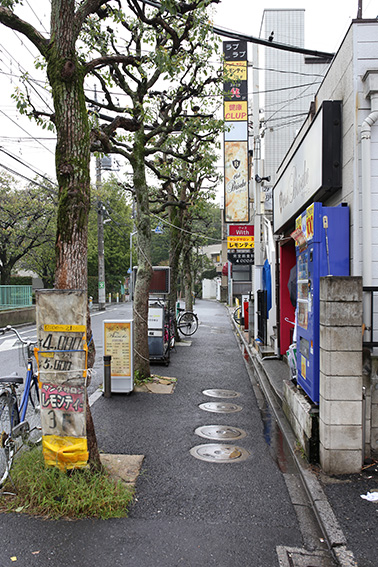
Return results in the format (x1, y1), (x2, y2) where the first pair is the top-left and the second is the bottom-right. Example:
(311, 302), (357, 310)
(0, 325), (41, 487)
(177, 308), (198, 336)
(233, 305), (242, 325)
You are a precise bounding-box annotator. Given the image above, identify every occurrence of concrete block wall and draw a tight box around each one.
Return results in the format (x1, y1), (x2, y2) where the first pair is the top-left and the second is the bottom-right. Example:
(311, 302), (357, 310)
(370, 357), (378, 454)
(0, 307), (36, 327)
(319, 276), (363, 474)
(283, 379), (319, 463)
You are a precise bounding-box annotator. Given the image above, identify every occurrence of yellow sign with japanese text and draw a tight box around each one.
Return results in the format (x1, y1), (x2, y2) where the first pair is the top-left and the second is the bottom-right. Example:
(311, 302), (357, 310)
(227, 236), (254, 249)
(224, 60), (247, 81)
(224, 101), (248, 121)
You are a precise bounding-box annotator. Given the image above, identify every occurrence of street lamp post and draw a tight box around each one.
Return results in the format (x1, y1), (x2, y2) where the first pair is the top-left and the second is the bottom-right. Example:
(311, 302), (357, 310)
(96, 156), (106, 310)
(129, 230), (137, 301)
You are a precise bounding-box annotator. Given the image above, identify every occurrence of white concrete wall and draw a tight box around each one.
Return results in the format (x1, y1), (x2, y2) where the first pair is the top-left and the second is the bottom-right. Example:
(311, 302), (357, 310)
(202, 279), (217, 299)
(315, 23), (378, 283)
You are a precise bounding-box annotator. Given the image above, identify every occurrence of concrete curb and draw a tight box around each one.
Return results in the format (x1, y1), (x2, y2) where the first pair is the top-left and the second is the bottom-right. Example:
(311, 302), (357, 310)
(230, 312), (358, 567)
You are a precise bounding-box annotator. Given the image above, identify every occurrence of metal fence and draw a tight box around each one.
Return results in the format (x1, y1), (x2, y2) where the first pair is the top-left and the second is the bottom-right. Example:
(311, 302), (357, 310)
(0, 285), (33, 311)
(363, 287), (378, 348)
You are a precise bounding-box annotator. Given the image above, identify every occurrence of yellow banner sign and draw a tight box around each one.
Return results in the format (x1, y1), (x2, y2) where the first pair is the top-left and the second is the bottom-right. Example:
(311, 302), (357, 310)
(224, 101), (248, 121)
(224, 60), (247, 81)
(44, 324), (86, 333)
(227, 237), (254, 249)
(228, 236), (254, 242)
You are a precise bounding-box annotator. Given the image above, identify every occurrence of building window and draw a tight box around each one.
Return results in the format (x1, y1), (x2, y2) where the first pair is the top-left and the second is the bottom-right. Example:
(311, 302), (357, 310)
(232, 265), (251, 281)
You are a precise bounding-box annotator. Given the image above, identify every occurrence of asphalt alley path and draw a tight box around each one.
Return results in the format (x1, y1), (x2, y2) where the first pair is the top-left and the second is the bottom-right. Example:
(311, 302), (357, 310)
(0, 299), (306, 567)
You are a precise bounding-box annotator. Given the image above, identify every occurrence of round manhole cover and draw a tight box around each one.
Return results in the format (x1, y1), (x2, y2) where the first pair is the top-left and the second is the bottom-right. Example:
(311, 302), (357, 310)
(199, 402), (242, 413)
(202, 389), (241, 399)
(190, 444), (250, 463)
(194, 425), (247, 441)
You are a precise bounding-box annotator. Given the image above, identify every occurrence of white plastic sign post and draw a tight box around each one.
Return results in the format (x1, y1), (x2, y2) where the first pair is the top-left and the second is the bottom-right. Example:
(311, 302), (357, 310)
(103, 320), (134, 393)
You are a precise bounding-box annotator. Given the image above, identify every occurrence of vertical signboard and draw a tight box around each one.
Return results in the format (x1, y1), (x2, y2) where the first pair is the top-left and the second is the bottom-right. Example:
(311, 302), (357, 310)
(223, 40), (249, 223)
(103, 320), (133, 393)
(35, 290), (88, 470)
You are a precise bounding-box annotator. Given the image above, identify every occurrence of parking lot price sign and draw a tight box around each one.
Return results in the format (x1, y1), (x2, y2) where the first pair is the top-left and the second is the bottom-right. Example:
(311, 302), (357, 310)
(35, 290), (88, 470)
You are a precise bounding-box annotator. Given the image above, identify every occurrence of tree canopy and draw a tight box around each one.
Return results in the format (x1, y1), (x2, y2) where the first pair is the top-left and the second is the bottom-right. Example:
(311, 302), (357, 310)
(0, 171), (56, 285)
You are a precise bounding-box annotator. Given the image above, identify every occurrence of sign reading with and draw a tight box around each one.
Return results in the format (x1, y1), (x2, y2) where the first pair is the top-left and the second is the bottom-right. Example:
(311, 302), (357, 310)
(229, 225), (254, 236)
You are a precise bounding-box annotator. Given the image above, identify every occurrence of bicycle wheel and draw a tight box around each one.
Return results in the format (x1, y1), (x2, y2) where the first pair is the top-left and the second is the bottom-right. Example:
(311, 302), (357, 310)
(178, 312), (198, 336)
(233, 306), (242, 325)
(0, 394), (18, 486)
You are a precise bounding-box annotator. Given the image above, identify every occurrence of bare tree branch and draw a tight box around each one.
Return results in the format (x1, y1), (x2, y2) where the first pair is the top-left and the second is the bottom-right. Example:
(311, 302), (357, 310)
(0, 7), (49, 56)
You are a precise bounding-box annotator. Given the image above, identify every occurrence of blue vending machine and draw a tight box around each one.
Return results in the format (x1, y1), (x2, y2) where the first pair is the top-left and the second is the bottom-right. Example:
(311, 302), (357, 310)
(294, 202), (350, 404)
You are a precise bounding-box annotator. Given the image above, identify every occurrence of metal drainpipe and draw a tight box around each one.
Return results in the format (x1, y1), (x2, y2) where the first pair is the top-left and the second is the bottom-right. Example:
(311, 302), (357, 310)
(361, 89), (378, 286)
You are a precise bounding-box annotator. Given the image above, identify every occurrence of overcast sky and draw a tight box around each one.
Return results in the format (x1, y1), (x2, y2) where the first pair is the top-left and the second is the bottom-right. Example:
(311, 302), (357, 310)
(0, 0), (377, 185)
(214, 0), (377, 53)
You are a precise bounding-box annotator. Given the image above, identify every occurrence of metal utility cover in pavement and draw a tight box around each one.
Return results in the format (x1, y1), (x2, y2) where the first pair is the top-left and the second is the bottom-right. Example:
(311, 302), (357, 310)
(202, 389), (241, 398)
(190, 444), (250, 463)
(194, 425), (247, 441)
(199, 402), (242, 413)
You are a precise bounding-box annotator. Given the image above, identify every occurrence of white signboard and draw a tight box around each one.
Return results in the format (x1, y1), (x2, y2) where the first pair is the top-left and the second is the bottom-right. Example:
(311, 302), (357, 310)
(103, 320), (133, 393)
(273, 114), (322, 233)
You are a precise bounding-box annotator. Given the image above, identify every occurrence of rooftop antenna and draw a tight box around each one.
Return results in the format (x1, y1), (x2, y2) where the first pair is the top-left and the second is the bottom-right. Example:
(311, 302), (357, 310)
(357, 0), (363, 19)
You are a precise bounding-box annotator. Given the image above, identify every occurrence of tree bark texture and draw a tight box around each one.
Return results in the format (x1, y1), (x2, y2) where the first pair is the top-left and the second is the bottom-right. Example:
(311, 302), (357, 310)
(47, 0), (100, 468)
(183, 243), (194, 312)
(48, 2), (91, 291)
(133, 130), (153, 377)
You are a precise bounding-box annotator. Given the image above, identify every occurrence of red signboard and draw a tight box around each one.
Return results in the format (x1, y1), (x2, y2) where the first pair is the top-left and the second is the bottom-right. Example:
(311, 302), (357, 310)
(229, 225), (254, 236)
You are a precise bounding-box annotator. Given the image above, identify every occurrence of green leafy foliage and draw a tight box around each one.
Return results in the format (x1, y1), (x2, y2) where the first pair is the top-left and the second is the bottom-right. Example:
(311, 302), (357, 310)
(0, 172), (56, 284)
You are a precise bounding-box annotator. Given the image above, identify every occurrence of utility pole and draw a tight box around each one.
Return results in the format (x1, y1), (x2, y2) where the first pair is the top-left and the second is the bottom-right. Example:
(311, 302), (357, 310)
(94, 83), (106, 310)
(252, 42), (263, 340)
(96, 159), (106, 311)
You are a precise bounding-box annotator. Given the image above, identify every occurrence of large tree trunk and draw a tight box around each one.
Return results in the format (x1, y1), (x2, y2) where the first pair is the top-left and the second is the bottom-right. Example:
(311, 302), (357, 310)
(133, 130), (153, 378)
(168, 185), (185, 340)
(47, 0), (101, 469)
(183, 243), (193, 312)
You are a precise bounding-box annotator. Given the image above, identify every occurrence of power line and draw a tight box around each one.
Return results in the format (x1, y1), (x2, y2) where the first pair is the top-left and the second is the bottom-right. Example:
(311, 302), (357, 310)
(0, 42), (53, 113)
(0, 108), (54, 155)
(137, 0), (334, 60)
(254, 65), (326, 79)
(150, 212), (221, 243)
(0, 162), (53, 191)
(0, 147), (57, 187)
(249, 80), (322, 96)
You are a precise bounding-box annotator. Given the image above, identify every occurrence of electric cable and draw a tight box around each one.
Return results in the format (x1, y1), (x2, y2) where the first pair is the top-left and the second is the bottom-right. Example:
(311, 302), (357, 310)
(0, 161), (52, 190)
(0, 109), (54, 154)
(137, 0), (334, 60)
(0, 147), (57, 188)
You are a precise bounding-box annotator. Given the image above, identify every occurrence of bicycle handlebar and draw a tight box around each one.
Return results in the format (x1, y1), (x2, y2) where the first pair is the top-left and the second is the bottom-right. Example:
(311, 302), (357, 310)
(0, 325), (32, 346)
